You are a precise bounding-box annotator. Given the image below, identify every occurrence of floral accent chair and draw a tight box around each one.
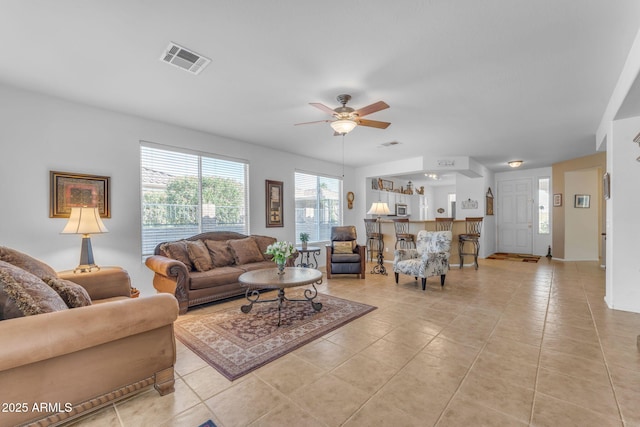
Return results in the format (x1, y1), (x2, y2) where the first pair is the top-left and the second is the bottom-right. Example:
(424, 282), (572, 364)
(393, 230), (452, 290)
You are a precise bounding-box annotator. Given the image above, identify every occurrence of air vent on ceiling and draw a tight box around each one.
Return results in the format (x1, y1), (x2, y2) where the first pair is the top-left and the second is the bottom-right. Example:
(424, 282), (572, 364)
(160, 42), (211, 75)
(633, 132), (640, 144)
(380, 141), (401, 147)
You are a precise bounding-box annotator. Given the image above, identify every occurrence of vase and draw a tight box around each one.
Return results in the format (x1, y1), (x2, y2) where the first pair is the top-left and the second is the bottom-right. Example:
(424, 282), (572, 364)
(302, 242), (308, 250)
(276, 261), (286, 275)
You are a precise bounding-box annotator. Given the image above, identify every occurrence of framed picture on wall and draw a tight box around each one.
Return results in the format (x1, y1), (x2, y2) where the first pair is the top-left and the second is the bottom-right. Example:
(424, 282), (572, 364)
(265, 179), (283, 227)
(50, 171), (111, 218)
(574, 194), (590, 208)
(553, 194), (562, 207)
(485, 187), (494, 215)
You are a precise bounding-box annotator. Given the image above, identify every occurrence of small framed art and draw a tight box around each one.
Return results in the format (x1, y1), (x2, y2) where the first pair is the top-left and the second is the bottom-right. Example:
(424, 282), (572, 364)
(50, 171), (110, 218)
(553, 194), (562, 207)
(574, 194), (590, 208)
(266, 179), (283, 227)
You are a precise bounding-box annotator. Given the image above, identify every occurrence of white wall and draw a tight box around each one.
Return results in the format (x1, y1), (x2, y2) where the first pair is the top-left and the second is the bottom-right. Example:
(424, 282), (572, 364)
(564, 168), (600, 261)
(0, 84), (347, 296)
(605, 116), (640, 313)
(433, 185), (455, 217)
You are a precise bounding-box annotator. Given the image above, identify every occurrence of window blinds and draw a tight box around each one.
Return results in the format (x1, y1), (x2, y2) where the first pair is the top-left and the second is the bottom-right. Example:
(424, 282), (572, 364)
(140, 143), (248, 255)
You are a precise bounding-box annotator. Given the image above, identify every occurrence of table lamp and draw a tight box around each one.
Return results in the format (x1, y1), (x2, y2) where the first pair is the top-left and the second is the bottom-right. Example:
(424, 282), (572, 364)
(61, 207), (109, 273)
(367, 202), (391, 219)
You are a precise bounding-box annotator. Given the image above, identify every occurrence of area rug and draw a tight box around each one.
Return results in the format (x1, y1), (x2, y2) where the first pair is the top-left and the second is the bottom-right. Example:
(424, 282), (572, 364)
(174, 291), (376, 381)
(487, 252), (541, 263)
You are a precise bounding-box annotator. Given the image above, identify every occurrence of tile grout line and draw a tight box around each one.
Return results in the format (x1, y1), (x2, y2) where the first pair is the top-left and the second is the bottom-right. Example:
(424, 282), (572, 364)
(430, 284), (527, 426)
(528, 260), (555, 425)
(582, 268), (626, 425)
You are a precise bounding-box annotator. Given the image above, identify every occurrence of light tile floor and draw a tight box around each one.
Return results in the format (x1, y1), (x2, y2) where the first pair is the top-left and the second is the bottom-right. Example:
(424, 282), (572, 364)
(71, 259), (640, 426)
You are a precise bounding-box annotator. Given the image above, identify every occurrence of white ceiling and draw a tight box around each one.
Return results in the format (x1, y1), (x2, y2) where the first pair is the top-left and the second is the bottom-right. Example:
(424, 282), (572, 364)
(1, 1), (639, 173)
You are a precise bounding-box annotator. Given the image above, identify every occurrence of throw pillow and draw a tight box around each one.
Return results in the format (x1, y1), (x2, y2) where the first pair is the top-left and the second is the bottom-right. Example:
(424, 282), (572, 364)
(46, 277), (92, 308)
(160, 241), (194, 271)
(252, 235), (277, 261)
(186, 240), (214, 272)
(333, 241), (354, 254)
(204, 240), (235, 267)
(0, 260), (69, 320)
(228, 237), (265, 265)
(0, 246), (58, 281)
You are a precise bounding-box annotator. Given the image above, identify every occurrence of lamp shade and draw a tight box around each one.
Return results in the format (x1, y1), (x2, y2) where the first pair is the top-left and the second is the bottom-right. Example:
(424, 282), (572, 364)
(330, 119), (357, 135)
(367, 202), (391, 216)
(61, 207), (108, 235)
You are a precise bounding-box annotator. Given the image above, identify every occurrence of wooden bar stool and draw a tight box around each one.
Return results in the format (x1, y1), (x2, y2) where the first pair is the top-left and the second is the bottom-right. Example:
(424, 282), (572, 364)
(393, 218), (416, 249)
(364, 218), (384, 263)
(435, 217), (454, 231)
(458, 217), (483, 270)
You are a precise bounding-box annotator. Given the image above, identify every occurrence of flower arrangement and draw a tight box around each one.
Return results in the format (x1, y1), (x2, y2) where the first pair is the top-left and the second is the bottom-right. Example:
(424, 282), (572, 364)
(264, 241), (295, 265)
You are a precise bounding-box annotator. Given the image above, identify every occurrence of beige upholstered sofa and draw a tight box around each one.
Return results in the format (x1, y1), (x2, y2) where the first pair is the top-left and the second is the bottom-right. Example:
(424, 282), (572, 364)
(0, 246), (178, 427)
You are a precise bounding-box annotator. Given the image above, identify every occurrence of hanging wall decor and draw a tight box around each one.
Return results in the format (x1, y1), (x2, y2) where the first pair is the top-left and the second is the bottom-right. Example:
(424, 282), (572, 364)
(553, 194), (562, 207)
(485, 187), (494, 216)
(265, 180), (283, 227)
(346, 191), (355, 209)
(50, 171), (111, 218)
(574, 194), (590, 208)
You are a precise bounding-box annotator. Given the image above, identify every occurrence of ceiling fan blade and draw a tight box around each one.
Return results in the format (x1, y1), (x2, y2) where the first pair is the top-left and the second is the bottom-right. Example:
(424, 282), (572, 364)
(357, 118), (391, 129)
(294, 119), (332, 126)
(355, 101), (389, 117)
(309, 103), (336, 115)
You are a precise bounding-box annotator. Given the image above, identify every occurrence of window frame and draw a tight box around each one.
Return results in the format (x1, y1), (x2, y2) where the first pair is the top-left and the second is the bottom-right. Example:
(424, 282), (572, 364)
(294, 170), (343, 244)
(140, 141), (249, 256)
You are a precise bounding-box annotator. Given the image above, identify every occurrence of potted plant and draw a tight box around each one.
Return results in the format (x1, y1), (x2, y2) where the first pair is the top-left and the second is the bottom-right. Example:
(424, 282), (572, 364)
(299, 232), (310, 250)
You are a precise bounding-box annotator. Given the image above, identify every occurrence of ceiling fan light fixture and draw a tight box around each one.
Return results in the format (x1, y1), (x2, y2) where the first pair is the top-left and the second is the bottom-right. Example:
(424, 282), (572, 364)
(330, 119), (357, 135)
(508, 160), (523, 168)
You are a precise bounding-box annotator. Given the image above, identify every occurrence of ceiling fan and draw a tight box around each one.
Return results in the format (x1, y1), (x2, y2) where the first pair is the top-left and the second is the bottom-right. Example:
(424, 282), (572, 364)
(295, 94), (390, 135)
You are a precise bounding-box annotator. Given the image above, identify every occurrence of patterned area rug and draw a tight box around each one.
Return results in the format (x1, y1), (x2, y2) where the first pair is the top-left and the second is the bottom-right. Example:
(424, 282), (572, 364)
(174, 291), (376, 381)
(487, 252), (541, 263)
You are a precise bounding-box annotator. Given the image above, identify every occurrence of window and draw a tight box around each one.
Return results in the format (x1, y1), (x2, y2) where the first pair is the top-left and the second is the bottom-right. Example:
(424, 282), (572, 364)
(294, 171), (342, 243)
(538, 177), (550, 234)
(140, 143), (248, 255)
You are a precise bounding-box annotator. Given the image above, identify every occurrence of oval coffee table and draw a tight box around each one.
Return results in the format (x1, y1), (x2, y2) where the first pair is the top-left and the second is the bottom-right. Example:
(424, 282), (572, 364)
(238, 267), (323, 326)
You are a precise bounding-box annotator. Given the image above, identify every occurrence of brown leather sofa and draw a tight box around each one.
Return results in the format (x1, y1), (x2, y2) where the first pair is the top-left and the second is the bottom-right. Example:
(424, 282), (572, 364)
(145, 231), (295, 314)
(0, 247), (178, 427)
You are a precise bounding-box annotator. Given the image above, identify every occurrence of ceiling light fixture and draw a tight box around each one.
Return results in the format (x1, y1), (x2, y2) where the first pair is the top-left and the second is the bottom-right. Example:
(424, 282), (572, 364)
(330, 119), (357, 135)
(508, 160), (523, 168)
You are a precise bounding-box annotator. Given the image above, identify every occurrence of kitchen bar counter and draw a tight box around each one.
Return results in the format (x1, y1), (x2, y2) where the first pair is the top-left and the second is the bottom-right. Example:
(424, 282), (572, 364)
(372, 219), (465, 266)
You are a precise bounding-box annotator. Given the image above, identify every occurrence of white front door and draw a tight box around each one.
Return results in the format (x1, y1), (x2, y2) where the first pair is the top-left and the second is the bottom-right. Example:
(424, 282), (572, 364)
(498, 178), (533, 254)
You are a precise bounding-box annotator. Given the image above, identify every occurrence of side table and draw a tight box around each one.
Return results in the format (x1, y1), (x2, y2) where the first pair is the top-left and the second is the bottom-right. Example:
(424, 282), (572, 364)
(295, 246), (321, 269)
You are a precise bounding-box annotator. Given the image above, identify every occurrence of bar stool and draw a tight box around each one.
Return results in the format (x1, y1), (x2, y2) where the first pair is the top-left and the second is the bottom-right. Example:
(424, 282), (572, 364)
(435, 217), (454, 231)
(393, 218), (416, 249)
(364, 218), (384, 263)
(458, 217), (483, 270)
